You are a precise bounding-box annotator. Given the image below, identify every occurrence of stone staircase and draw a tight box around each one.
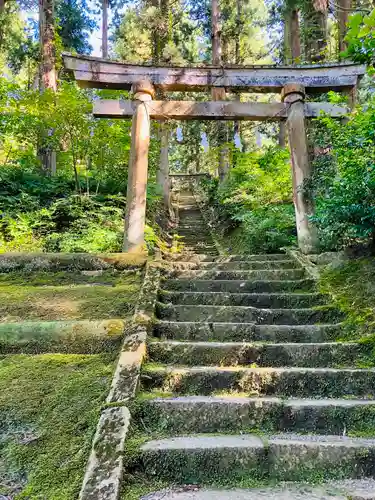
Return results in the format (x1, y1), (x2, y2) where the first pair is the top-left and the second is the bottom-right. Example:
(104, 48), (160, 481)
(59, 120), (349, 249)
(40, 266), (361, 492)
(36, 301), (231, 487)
(136, 192), (375, 499)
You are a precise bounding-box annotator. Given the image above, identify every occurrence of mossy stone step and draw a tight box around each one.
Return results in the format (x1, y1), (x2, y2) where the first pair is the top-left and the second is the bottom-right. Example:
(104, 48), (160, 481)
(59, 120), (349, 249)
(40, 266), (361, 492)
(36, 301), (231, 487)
(0, 319), (125, 354)
(158, 291), (326, 308)
(156, 303), (343, 325)
(161, 279), (315, 293)
(141, 481), (375, 500)
(166, 270), (306, 280)
(167, 261), (300, 270)
(140, 433), (375, 483)
(147, 340), (364, 367)
(140, 396), (375, 434)
(141, 365), (375, 397)
(153, 321), (342, 343)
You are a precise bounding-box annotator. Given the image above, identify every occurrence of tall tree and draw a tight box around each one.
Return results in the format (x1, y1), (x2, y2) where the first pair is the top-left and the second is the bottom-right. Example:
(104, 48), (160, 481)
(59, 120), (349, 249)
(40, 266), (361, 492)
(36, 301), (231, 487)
(38, 0), (57, 174)
(337, 0), (351, 54)
(56, 0), (96, 54)
(102, 0), (108, 57)
(303, 0), (328, 62)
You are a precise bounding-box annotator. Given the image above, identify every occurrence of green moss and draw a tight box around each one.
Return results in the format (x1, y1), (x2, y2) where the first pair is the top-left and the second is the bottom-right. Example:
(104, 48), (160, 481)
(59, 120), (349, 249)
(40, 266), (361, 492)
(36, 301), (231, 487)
(0, 273), (141, 322)
(0, 270), (141, 287)
(0, 353), (115, 498)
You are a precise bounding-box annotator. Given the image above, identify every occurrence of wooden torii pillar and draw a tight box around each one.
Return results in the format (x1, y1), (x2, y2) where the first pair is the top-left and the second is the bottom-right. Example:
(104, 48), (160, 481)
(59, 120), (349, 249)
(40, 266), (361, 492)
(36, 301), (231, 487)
(123, 79), (155, 253)
(282, 84), (318, 254)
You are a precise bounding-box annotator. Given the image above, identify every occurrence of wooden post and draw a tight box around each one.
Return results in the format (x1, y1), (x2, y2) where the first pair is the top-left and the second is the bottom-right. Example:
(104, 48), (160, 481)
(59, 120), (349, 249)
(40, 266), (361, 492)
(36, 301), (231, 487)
(282, 84), (318, 254)
(157, 122), (171, 213)
(123, 79), (155, 253)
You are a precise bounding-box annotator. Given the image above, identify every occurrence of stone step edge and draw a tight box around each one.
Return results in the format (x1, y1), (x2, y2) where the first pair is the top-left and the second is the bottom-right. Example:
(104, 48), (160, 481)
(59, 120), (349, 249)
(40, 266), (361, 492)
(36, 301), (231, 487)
(159, 291), (323, 298)
(141, 432), (375, 451)
(155, 320), (342, 329)
(145, 395), (375, 408)
(148, 340), (358, 347)
(143, 365), (374, 374)
(156, 302), (338, 314)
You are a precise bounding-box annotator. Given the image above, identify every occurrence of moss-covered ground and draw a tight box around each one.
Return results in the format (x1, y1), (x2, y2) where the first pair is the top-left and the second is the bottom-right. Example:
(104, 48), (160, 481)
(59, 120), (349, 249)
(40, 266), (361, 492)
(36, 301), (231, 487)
(0, 353), (115, 498)
(318, 257), (375, 365)
(0, 271), (142, 322)
(0, 268), (142, 498)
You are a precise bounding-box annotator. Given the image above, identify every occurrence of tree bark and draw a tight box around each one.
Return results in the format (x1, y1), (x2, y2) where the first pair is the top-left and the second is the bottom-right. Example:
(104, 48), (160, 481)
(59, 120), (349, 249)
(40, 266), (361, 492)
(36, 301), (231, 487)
(102, 0), (108, 58)
(304, 0), (328, 62)
(38, 0), (57, 175)
(211, 0), (225, 101)
(0, 0), (6, 14)
(291, 9), (301, 62)
(211, 0), (228, 181)
(338, 0), (351, 54)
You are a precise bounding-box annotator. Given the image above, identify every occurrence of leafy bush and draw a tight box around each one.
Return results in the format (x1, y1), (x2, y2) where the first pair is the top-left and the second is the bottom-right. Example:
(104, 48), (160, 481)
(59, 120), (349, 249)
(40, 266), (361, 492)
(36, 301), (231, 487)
(200, 146), (296, 254)
(310, 95), (375, 251)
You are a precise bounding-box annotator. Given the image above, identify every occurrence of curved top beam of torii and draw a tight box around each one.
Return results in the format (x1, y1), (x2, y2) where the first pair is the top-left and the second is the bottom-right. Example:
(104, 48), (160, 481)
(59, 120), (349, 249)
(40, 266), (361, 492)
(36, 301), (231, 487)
(63, 53), (366, 94)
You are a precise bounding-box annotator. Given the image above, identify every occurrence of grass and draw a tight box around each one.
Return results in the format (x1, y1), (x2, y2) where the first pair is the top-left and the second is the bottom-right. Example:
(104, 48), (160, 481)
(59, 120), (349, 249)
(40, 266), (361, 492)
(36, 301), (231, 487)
(0, 272), (142, 322)
(0, 353), (116, 499)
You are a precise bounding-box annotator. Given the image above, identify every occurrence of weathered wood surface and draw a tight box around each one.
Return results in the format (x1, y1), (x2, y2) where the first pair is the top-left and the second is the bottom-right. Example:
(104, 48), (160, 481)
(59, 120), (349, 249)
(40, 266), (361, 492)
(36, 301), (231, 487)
(93, 99), (348, 121)
(63, 54), (365, 92)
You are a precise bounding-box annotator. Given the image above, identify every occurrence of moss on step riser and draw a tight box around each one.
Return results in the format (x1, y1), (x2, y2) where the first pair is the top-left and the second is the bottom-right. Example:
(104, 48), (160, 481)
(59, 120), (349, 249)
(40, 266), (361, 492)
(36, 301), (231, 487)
(139, 397), (375, 435)
(166, 270), (306, 281)
(168, 261), (300, 271)
(141, 366), (375, 398)
(0, 319), (125, 354)
(158, 291), (326, 309)
(153, 322), (341, 343)
(147, 341), (366, 368)
(139, 438), (375, 484)
(156, 303), (343, 325)
(161, 279), (316, 293)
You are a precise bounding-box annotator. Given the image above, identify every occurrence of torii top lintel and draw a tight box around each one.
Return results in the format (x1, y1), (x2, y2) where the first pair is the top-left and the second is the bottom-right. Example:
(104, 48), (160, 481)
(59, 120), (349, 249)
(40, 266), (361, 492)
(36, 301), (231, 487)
(63, 53), (366, 94)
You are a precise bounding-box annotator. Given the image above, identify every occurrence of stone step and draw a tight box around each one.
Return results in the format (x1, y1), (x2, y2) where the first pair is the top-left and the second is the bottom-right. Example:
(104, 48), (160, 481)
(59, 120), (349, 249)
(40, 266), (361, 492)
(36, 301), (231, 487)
(161, 279), (315, 293)
(167, 261), (300, 270)
(141, 365), (375, 397)
(141, 481), (375, 500)
(140, 395), (375, 434)
(147, 340), (364, 367)
(158, 291), (326, 308)
(140, 433), (375, 483)
(153, 321), (342, 343)
(164, 254), (218, 263)
(155, 303), (343, 325)
(166, 269), (306, 280)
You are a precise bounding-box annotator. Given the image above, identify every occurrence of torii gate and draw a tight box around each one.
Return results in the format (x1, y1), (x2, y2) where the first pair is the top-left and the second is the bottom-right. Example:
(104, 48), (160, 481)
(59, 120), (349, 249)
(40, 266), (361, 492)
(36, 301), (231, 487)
(63, 54), (366, 255)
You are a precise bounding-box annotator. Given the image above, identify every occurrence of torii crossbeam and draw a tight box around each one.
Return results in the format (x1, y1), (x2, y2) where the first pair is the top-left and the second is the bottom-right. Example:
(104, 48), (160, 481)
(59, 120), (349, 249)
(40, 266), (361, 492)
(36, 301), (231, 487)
(63, 54), (366, 255)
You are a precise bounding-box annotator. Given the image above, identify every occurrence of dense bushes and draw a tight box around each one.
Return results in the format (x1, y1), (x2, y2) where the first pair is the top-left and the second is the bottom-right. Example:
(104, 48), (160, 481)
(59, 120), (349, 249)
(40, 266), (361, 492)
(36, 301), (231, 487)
(311, 94), (375, 251)
(200, 146), (297, 254)
(0, 78), (165, 253)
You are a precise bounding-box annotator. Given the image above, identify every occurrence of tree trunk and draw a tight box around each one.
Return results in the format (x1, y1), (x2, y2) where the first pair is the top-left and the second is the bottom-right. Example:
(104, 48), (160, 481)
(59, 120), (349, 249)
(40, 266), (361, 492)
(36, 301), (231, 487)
(0, 0), (6, 14)
(304, 0), (328, 62)
(338, 0), (351, 54)
(291, 9), (301, 62)
(211, 0), (228, 181)
(38, 0), (57, 175)
(211, 0), (225, 101)
(234, 0), (241, 149)
(102, 0), (108, 58)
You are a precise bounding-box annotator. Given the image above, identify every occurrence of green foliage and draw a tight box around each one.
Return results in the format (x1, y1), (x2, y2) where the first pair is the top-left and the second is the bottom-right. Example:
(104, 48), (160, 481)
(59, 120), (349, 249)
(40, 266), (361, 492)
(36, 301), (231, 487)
(319, 258), (375, 341)
(0, 77), (165, 253)
(344, 9), (375, 69)
(200, 146), (296, 253)
(310, 96), (375, 251)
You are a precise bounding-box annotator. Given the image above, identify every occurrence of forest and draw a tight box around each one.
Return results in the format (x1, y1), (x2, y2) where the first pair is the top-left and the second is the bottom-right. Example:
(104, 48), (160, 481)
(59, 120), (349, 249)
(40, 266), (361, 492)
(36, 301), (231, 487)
(1, 0), (375, 255)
